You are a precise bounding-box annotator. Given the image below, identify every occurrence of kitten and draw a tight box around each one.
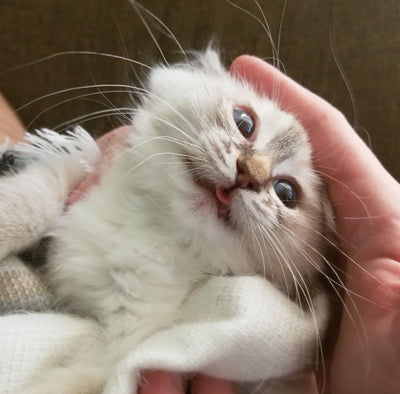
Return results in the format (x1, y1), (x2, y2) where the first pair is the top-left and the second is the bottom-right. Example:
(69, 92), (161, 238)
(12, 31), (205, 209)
(0, 49), (335, 392)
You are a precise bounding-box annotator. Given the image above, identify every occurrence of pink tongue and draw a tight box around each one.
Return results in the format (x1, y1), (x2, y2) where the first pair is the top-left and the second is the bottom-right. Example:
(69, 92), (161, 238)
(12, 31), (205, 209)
(215, 185), (231, 206)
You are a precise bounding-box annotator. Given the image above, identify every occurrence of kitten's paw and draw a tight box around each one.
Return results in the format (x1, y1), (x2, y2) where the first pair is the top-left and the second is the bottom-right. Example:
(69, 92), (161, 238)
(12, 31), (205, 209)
(14, 127), (101, 173)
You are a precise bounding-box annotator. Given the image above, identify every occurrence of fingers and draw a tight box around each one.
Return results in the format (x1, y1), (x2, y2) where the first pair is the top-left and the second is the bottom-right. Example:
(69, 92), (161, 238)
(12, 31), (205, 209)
(67, 126), (132, 205)
(95, 126), (132, 155)
(138, 371), (236, 394)
(191, 374), (237, 394)
(230, 56), (400, 241)
(0, 94), (25, 145)
(138, 371), (185, 394)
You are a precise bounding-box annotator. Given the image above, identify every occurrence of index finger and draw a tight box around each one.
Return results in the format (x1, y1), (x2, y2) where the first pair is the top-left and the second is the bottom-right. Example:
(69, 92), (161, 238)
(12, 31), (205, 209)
(0, 94), (25, 145)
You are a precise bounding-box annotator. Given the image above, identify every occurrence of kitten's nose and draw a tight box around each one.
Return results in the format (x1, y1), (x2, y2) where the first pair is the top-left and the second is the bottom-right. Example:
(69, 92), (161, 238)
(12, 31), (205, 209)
(236, 154), (270, 192)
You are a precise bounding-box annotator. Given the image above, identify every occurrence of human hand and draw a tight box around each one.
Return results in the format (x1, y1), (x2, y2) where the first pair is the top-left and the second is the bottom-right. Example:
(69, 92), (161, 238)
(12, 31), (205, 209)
(230, 56), (400, 394)
(0, 94), (25, 145)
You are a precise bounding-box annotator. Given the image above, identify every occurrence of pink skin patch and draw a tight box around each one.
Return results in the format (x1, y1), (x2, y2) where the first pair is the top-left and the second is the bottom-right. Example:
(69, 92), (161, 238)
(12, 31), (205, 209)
(215, 185), (231, 207)
(67, 127), (132, 206)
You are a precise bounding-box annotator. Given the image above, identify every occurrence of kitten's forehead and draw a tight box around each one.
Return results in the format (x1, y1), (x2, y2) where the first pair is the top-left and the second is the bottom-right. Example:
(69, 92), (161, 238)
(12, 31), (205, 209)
(264, 126), (308, 163)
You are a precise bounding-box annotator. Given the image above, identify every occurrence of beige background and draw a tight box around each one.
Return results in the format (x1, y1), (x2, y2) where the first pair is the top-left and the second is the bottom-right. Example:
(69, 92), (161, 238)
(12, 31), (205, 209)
(1, 0), (399, 179)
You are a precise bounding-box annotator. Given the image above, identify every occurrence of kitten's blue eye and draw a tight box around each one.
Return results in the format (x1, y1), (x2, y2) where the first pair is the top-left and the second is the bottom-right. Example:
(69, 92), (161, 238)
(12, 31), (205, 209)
(273, 180), (298, 208)
(233, 108), (255, 139)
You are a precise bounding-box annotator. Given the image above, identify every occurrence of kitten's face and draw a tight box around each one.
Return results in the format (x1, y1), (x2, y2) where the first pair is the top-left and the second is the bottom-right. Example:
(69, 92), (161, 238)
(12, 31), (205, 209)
(132, 50), (333, 290)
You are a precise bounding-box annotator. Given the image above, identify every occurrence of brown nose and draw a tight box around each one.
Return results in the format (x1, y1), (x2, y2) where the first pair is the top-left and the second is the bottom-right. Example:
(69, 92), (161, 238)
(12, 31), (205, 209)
(236, 154), (270, 192)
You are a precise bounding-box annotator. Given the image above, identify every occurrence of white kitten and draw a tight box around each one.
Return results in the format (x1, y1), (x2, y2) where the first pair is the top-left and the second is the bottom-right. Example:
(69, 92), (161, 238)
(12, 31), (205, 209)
(0, 49), (335, 393)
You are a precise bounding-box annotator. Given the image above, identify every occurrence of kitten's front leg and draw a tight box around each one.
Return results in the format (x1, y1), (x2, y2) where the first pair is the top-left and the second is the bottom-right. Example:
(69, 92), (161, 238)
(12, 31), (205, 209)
(0, 127), (100, 260)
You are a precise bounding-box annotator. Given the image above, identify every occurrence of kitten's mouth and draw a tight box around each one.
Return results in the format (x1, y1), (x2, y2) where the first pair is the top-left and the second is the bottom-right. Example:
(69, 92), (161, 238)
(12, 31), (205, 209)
(185, 158), (234, 221)
(196, 178), (233, 220)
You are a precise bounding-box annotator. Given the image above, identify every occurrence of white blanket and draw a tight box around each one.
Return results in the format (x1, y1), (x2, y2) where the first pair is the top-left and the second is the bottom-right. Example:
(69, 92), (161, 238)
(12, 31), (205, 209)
(0, 276), (327, 394)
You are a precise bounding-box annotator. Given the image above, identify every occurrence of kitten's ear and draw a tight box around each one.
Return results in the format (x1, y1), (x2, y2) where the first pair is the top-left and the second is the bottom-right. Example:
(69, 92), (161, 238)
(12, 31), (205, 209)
(145, 45), (225, 101)
(196, 45), (225, 75)
(146, 65), (190, 101)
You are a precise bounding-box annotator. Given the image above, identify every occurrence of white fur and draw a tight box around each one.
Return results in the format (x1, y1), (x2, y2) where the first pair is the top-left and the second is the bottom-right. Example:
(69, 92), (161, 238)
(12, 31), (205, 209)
(0, 127), (100, 261)
(2, 50), (333, 393)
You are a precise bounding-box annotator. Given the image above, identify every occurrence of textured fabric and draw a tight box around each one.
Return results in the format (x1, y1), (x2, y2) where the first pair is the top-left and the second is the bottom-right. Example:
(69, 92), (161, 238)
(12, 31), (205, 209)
(0, 277), (328, 394)
(0, 313), (104, 394)
(0, 255), (53, 314)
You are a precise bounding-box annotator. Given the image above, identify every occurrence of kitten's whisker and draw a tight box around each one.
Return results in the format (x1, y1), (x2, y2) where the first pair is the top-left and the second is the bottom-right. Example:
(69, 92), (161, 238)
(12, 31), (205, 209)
(255, 221), (292, 296)
(227, 0), (281, 71)
(111, 15), (138, 80)
(316, 171), (374, 226)
(329, 31), (359, 130)
(130, 1), (188, 60)
(17, 84), (141, 112)
(253, 0), (286, 100)
(276, 0), (288, 75)
(253, 227), (268, 280)
(248, 225), (271, 283)
(2, 51), (151, 77)
(137, 112), (204, 150)
(299, 221), (390, 302)
(135, 133), (204, 155)
(123, 151), (196, 178)
(297, 248), (368, 384)
(285, 221), (377, 316)
(54, 108), (133, 132)
(123, 134), (205, 164)
(261, 224), (327, 373)
(26, 90), (134, 129)
(56, 112), (133, 134)
(132, 94), (199, 145)
(275, 220), (369, 353)
(253, 0), (279, 70)
(86, 73), (127, 132)
(259, 224), (326, 371)
(129, 1), (169, 67)
(286, 252), (325, 367)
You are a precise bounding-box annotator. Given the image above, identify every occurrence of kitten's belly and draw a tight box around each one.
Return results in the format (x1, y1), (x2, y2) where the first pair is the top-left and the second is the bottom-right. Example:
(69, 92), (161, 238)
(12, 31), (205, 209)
(46, 196), (210, 332)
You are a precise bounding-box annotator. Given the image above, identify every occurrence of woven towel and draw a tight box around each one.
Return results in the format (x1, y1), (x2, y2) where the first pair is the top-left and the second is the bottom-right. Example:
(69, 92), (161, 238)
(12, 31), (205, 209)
(0, 275), (327, 394)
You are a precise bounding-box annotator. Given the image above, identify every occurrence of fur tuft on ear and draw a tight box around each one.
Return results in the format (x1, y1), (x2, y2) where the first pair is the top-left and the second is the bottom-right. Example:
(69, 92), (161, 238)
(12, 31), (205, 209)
(194, 43), (225, 74)
(144, 44), (226, 104)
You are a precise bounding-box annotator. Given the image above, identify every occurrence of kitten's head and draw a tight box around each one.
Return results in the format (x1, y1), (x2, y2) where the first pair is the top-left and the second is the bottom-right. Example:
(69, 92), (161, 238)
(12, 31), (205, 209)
(131, 49), (335, 292)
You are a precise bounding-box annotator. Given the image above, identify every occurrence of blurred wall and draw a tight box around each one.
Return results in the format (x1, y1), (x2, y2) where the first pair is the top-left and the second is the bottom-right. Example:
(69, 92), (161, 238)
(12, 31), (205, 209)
(1, 0), (399, 179)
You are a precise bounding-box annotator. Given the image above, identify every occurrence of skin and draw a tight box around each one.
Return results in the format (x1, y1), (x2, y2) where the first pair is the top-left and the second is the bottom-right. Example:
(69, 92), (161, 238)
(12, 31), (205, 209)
(0, 95), (25, 146)
(2, 55), (399, 393)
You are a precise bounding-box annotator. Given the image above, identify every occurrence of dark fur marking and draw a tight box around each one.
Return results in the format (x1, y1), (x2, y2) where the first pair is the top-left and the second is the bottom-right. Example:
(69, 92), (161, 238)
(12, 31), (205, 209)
(0, 150), (27, 177)
(267, 128), (304, 163)
(222, 138), (231, 154)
